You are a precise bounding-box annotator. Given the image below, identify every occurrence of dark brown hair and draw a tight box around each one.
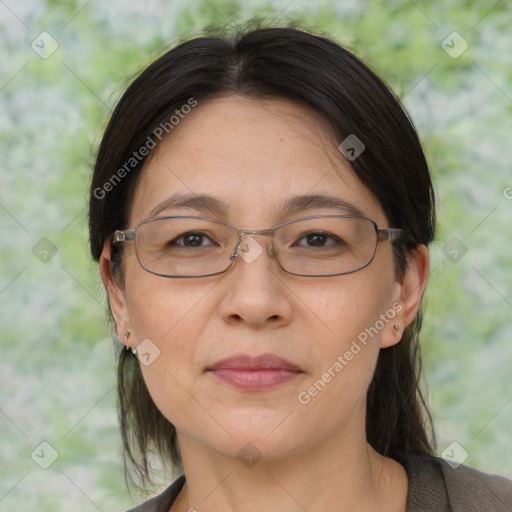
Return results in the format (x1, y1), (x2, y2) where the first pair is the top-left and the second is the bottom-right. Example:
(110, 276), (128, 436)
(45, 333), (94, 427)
(89, 25), (436, 488)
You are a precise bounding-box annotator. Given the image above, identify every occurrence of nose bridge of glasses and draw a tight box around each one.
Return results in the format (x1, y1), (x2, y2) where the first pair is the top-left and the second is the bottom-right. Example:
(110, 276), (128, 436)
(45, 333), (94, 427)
(238, 228), (275, 238)
(232, 228), (276, 262)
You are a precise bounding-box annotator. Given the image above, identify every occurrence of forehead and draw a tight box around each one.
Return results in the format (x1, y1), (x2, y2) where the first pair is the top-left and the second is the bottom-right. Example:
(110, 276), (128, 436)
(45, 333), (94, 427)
(129, 95), (386, 227)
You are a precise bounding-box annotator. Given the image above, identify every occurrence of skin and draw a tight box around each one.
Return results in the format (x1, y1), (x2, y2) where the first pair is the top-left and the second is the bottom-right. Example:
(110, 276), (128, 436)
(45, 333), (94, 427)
(101, 95), (429, 512)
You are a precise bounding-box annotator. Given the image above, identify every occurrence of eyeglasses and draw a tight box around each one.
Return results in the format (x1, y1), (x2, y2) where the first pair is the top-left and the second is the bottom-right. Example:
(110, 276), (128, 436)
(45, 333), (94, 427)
(112, 215), (403, 278)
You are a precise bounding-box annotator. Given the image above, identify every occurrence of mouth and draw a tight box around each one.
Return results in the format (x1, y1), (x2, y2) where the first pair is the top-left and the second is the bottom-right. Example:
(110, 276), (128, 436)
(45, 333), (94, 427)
(206, 353), (304, 391)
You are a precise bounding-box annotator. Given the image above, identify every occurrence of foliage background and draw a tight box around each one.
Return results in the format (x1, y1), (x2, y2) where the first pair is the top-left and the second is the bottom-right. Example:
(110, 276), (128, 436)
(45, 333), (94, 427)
(1, 0), (511, 510)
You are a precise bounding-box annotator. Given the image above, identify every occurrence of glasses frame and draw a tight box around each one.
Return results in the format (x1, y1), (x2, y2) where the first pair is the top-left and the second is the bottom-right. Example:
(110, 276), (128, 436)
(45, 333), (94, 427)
(112, 215), (404, 278)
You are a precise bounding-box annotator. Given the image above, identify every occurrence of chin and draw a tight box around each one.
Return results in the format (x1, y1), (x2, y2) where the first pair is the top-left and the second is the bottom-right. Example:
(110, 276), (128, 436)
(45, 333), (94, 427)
(206, 408), (306, 460)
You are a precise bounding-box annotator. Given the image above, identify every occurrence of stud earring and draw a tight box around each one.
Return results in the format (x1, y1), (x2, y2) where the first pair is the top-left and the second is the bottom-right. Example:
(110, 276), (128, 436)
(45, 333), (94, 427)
(123, 331), (137, 355)
(393, 325), (400, 332)
(125, 344), (137, 356)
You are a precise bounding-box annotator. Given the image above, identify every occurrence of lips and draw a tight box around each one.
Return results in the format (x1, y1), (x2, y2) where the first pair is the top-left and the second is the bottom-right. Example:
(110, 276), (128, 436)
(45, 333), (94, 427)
(208, 353), (301, 371)
(206, 353), (303, 390)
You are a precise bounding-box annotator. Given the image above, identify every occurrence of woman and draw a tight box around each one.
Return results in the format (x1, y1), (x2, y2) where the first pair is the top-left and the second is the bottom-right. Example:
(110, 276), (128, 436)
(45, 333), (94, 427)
(89, 26), (512, 511)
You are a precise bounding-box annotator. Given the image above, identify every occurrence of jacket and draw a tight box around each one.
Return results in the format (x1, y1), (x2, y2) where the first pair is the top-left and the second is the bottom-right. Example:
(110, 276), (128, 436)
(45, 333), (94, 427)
(127, 453), (512, 511)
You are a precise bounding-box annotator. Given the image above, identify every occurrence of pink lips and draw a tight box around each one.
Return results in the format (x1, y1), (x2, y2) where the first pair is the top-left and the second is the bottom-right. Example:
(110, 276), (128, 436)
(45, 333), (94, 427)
(206, 353), (303, 390)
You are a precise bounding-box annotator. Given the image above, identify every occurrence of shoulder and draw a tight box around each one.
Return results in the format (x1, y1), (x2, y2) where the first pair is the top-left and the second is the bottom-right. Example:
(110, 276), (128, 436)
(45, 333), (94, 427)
(126, 475), (186, 512)
(441, 457), (512, 511)
(404, 452), (512, 512)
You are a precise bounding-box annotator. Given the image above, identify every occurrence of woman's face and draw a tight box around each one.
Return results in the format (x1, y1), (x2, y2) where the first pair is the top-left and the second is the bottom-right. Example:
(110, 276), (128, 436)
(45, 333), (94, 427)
(104, 95), (417, 463)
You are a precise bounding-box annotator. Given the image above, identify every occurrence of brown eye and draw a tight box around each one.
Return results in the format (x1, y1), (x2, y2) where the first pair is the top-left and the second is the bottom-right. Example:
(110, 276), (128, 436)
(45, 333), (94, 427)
(295, 232), (345, 248)
(305, 233), (327, 246)
(170, 232), (215, 248)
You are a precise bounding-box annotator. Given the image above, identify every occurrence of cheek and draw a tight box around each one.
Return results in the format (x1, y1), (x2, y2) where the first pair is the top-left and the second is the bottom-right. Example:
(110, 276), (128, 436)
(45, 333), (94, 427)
(125, 259), (215, 342)
(290, 278), (393, 436)
(297, 282), (384, 384)
(126, 276), (217, 434)
(288, 269), (395, 343)
(124, 269), (216, 387)
(290, 270), (396, 390)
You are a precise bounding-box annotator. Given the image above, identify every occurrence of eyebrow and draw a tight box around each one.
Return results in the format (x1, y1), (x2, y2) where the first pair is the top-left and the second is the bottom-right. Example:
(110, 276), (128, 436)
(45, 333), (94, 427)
(147, 192), (367, 220)
(148, 193), (228, 218)
(280, 194), (367, 219)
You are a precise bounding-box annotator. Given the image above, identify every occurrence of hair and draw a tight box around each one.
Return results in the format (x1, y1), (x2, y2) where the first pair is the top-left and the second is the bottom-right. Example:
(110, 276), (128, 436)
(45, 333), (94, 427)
(89, 24), (436, 488)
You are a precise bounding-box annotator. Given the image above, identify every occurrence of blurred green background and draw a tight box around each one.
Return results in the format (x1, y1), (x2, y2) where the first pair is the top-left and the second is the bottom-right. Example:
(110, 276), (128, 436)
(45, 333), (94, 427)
(1, 0), (511, 510)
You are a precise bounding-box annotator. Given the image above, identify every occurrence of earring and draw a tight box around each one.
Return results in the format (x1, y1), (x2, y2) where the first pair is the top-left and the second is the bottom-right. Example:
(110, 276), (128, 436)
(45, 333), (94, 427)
(125, 344), (137, 356)
(124, 331), (137, 355)
(393, 325), (400, 332)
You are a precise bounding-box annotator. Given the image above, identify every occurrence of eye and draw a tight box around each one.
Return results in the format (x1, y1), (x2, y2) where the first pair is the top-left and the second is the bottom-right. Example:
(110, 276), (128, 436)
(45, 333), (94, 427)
(170, 231), (216, 248)
(294, 231), (345, 248)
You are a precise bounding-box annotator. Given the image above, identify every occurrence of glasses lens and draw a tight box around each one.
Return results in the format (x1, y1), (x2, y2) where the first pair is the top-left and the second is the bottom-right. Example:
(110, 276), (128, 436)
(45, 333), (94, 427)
(135, 217), (236, 276)
(133, 216), (379, 277)
(274, 217), (378, 276)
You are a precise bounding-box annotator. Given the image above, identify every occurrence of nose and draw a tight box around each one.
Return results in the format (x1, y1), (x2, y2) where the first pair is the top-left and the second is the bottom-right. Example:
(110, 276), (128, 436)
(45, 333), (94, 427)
(219, 235), (293, 328)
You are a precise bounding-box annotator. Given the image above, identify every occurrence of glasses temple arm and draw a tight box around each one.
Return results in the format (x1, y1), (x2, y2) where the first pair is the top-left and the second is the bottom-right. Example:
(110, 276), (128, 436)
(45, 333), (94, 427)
(377, 228), (404, 241)
(113, 230), (136, 243)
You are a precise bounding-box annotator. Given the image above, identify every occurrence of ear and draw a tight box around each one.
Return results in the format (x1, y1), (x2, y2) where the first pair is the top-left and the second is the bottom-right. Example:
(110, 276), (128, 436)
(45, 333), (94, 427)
(381, 244), (430, 348)
(100, 239), (134, 348)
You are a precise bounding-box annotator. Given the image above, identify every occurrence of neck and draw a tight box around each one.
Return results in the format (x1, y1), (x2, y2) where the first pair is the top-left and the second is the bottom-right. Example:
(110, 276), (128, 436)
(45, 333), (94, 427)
(172, 424), (408, 512)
